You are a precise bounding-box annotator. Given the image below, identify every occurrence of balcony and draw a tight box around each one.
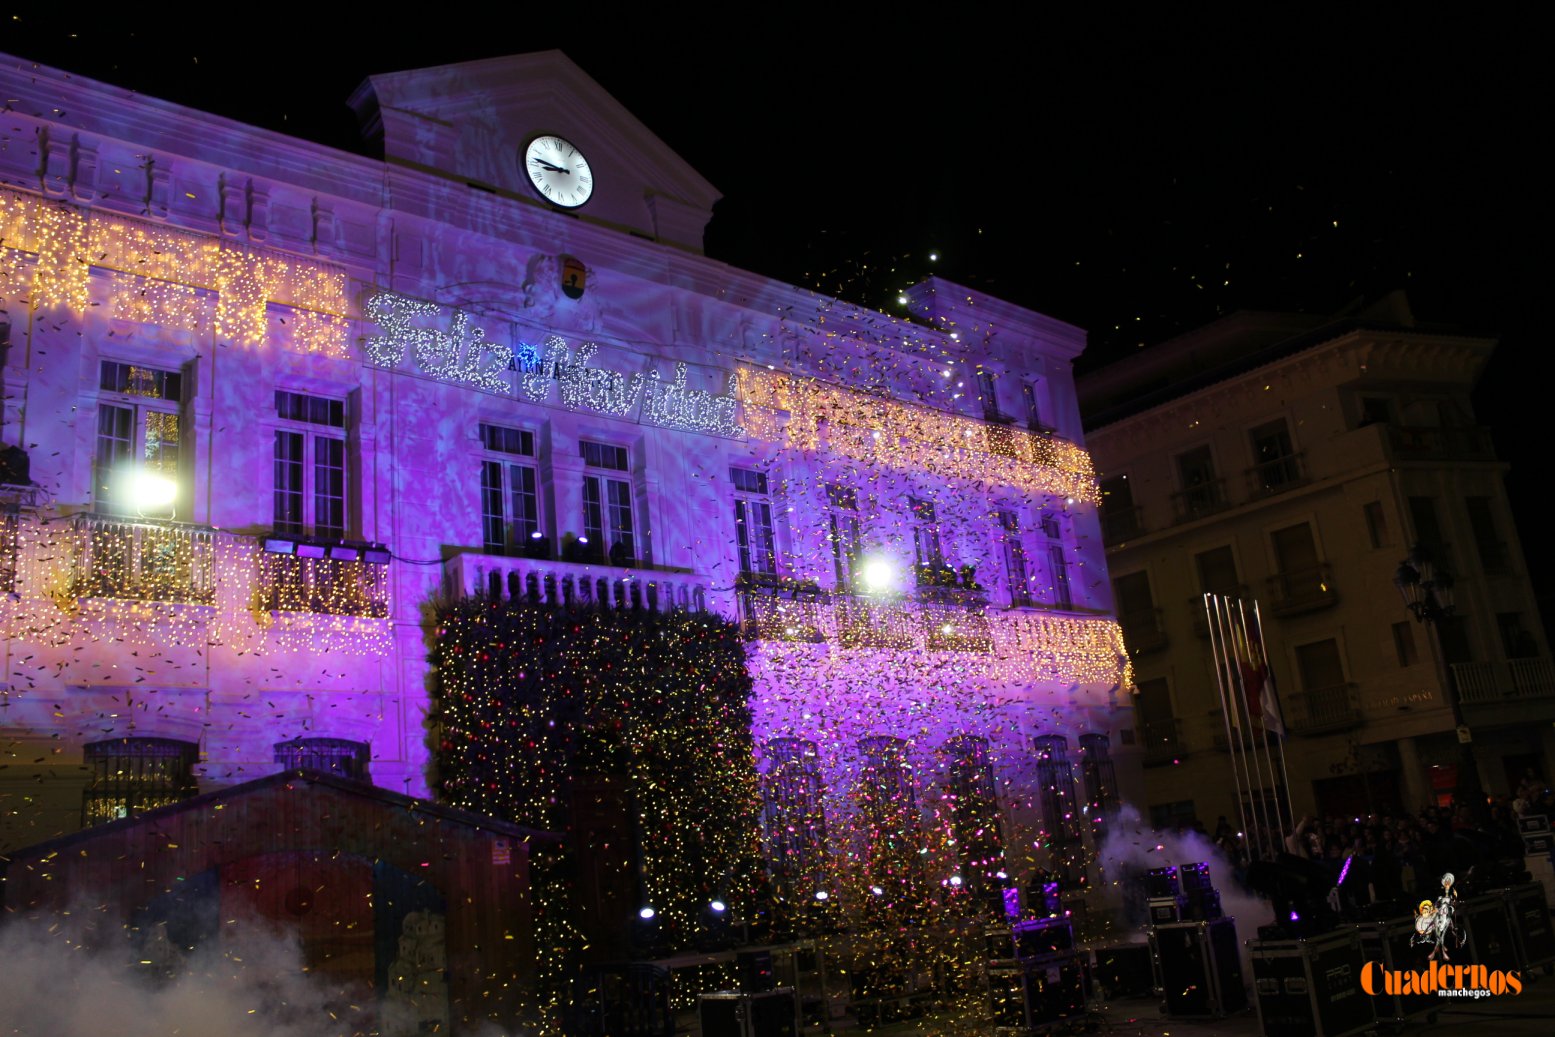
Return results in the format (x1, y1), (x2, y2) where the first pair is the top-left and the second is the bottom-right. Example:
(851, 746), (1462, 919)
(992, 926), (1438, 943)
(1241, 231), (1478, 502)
(1452, 657), (1555, 704)
(1286, 683), (1362, 734)
(740, 591), (826, 643)
(0, 502), (17, 595)
(1101, 505), (1145, 545)
(913, 565), (989, 608)
(1139, 719), (1182, 765)
(1171, 479), (1230, 524)
(835, 597), (916, 650)
(69, 513), (214, 606)
(1385, 425), (1496, 462)
(1246, 453), (1306, 498)
(260, 552), (390, 618)
(444, 551), (712, 612)
(1118, 607), (1168, 655)
(1264, 563), (1337, 616)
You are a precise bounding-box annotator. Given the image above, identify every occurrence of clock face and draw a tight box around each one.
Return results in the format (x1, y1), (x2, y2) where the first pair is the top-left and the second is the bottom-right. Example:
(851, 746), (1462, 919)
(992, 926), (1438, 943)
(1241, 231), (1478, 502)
(524, 135), (594, 208)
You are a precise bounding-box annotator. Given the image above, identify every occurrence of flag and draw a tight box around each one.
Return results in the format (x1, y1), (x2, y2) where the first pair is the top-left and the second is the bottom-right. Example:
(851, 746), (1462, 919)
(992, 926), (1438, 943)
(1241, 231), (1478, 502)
(1237, 608), (1286, 739)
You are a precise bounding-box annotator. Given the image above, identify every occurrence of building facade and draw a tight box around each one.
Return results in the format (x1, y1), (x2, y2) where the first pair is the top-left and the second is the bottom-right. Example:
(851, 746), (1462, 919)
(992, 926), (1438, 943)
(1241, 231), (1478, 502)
(0, 50), (1132, 921)
(1078, 296), (1555, 828)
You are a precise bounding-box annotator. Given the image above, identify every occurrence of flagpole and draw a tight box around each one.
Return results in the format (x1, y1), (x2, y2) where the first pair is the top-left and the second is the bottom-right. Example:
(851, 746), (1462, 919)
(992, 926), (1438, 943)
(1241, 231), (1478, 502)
(1217, 594), (1275, 859)
(1253, 599), (1295, 828)
(1206, 592), (1254, 857)
(1237, 597), (1289, 847)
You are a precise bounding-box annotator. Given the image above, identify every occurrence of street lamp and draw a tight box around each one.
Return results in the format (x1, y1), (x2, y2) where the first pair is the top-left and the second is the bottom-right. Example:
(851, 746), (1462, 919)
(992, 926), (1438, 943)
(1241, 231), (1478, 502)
(1393, 542), (1483, 820)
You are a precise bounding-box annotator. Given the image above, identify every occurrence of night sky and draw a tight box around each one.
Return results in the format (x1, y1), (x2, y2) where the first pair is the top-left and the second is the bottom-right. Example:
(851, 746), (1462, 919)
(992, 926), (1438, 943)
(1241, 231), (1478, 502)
(4, 14), (1550, 571)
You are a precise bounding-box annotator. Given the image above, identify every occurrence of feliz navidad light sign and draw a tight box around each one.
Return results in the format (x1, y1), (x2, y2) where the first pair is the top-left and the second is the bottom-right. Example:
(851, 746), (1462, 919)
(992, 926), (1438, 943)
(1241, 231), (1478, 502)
(362, 291), (744, 436)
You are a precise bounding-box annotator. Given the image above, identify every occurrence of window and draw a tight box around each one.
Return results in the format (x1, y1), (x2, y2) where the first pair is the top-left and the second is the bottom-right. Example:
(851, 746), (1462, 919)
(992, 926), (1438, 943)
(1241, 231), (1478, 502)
(274, 390), (347, 540)
(942, 735), (1005, 906)
(1135, 678), (1178, 758)
(732, 467), (778, 576)
(1174, 446), (1221, 518)
(1295, 639), (1346, 692)
(1039, 512), (1072, 610)
(1498, 612), (1537, 659)
(1392, 621), (1418, 667)
(1078, 733), (1120, 826)
(1033, 735), (1080, 849)
(1194, 545), (1240, 599)
(274, 737), (369, 780)
(909, 497), (948, 584)
(1407, 497), (1446, 562)
(998, 509), (1031, 606)
(1113, 571), (1159, 648)
(1465, 497), (1508, 573)
(825, 483), (861, 589)
(1023, 380), (1049, 432)
(858, 736), (923, 896)
(81, 737), (198, 826)
(480, 423), (540, 554)
(976, 369), (1002, 421)
(1249, 418), (1300, 492)
(761, 739), (830, 906)
(1358, 395), (1394, 427)
(1099, 475), (1140, 541)
(581, 440), (634, 564)
(94, 361), (183, 514)
(1363, 501), (1388, 549)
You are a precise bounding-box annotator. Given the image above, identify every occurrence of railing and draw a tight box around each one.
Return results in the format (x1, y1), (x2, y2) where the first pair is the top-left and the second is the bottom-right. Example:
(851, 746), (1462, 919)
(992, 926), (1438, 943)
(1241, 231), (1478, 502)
(1286, 683), (1362, 734)
(1264, 563), (1337, 615)
(1171, 479), (1229, 524)
(1247, 453), (1306, 497)
(1118, 607), (1168, 654)
(1190, 586), (1251, 638)
(1101, 505), (1145, 544)
(444, 551), (711, 612)
(1453, 658), (1555, 703)
(261, 552), (390, 618)
(741, 592), (998, 653)
(69, 513), (215, 606)
(1386, 425), (1496, 461)
(1139, 719), (1182, 764)
(0, 503), (17, 595)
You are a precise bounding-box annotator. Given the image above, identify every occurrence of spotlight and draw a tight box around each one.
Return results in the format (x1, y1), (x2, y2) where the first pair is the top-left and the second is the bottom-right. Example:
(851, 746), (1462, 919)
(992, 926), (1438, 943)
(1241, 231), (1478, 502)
(861, 558), (894, 593)
(126, 470), (176, 511)
(577, 535), (590, 545)
(709, 900), (727, 914)
(871, 886), (885, 896)
(328, 544), (360, 561)
(814, 890), (829, 901)
(530, 529), (544, 539)
(639, 906), (656, 920)
(263, 538), (297, 555)
(949, 875), (964, 887)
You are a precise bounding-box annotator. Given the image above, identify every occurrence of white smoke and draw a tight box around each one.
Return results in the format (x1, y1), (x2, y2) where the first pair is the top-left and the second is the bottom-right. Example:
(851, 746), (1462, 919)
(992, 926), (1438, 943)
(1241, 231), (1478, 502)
(1095, 804), (1273, 975)
(0, 906), (376, 1037)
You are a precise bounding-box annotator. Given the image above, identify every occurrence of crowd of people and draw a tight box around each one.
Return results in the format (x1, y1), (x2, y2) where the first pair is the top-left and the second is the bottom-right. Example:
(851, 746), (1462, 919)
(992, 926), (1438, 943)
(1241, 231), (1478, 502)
(1175, 769), (1555, 908)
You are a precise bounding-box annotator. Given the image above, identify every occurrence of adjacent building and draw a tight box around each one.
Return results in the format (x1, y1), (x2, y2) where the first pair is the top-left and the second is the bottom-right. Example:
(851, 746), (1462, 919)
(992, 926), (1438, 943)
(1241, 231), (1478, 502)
(1078, 294), (1554, 827)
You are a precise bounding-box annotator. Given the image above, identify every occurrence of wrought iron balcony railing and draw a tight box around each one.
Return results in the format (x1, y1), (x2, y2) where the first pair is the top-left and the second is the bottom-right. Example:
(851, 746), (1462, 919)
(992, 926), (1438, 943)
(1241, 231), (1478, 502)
(1247, 452), (1306, 497)
(1139, 719), (1182, 765)
(69, 513), (214, 606)
(1118, 606), (1168, 654)
(1386, 425), (1495, 461)
(1286, 682), (1362, 734)
(1171, 478), (1230, 524)
(1101, 505), (1145, 545)
(261, 551), (390, 618)
(1265, 562), (1337, 615)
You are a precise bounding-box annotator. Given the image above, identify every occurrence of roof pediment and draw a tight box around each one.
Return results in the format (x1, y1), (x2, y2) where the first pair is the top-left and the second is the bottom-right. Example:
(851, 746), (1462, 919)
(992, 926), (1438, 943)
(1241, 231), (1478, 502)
(349, 51), (719, 251)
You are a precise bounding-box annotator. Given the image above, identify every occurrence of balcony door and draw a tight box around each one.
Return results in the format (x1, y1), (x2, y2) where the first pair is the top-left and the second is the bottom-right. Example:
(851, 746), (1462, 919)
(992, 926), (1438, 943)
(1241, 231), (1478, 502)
(1195, 545), (1240, 599)
(1271, 523), (1318, 578)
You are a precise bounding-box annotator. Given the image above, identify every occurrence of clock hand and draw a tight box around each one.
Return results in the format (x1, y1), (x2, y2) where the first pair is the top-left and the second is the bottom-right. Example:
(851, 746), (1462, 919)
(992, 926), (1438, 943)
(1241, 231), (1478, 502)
(532, 159), (567, 173)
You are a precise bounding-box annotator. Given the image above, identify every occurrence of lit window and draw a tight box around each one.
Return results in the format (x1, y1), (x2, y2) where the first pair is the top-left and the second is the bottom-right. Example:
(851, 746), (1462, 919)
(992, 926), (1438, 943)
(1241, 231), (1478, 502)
(274, 390), (348, 540)
(998, 509), (1031, 607)
(82, 737), (198, 826)
(825, 483), (861, 589)
(94, 361), (183, 515)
